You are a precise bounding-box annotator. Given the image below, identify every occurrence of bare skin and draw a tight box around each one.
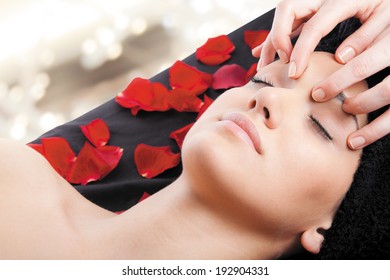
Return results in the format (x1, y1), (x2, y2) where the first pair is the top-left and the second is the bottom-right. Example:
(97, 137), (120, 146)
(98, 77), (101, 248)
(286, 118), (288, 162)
(0, 52), (368, 259)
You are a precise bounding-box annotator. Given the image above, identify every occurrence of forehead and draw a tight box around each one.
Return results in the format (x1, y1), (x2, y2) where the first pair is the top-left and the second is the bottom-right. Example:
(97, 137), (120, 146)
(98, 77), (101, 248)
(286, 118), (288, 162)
(256, 52), (368, 98)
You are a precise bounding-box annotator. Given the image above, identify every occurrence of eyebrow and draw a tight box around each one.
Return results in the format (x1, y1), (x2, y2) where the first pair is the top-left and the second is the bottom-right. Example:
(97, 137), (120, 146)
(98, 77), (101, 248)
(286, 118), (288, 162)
(253, 76), (360, 130)
(335, 92), (360, 130)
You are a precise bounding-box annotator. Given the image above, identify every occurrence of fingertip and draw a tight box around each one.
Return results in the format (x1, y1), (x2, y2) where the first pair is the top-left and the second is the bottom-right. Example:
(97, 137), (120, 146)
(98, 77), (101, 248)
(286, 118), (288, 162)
(277, 49), (289, 64)
(312, 88), (326, 102)
(337, 46), (356, 64)
(348, 135), (367, 150)
(251, 44), (263, 57)
(288, 61), (297, 78)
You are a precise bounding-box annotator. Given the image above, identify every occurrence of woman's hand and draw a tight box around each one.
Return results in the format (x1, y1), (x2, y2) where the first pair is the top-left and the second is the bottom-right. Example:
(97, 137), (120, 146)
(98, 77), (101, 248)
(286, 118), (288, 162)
(253, 0), (390, 149)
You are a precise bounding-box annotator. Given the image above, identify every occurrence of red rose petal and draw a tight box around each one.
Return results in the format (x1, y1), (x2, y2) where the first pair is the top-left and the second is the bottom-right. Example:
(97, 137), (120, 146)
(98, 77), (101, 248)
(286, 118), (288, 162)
(28, 143), (44, 155)
(167, 88), (204, 112)
(149, 82), (170, 111)
(196, 35), (235, 65)
(95, 145), (123, 173)
(196, 53), (232, 66)
(211, 64), (248, 90)
(41, 137), (76, 178)
(115, 77), (154, 109)
(134, 144), (180, 179)
(244, 30), (269, 49)
(196, 95), (214, 120)
(169, 60), (213, 95)
(80, 118), (110, 147)
(116, 77), (170, 115)
(169, 123), (194, 150)
(246, 63), (258, 82)
(138, 192), (150, 202)
(66, 142), (123, 185)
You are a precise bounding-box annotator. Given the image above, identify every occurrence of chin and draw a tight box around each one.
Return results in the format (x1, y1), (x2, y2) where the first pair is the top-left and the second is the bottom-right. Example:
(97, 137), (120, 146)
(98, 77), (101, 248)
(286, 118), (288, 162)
(183, 130), (231, 182)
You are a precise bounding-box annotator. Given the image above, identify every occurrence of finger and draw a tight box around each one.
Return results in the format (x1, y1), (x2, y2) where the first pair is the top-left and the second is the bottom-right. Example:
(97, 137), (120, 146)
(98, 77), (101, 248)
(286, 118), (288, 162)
(336, 10), (390, 64)
(261, 0), (323, 67)
(348, 107), (390, 150)
(312, 34), (390, 101)
(252, 43), (263, 58)
(259, 22), (304, 67)
(257, 37), (277, 70)
(343, 75), (390, 114)
(289, 0), (358, 79)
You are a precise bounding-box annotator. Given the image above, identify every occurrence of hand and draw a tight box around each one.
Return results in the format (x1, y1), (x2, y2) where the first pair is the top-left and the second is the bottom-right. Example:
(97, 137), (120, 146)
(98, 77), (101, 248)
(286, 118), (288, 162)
(253, 0), (390, 149)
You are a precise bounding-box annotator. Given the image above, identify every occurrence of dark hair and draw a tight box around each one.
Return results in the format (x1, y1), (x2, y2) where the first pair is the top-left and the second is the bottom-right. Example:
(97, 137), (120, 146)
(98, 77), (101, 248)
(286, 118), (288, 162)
(296, 18), (390, 259)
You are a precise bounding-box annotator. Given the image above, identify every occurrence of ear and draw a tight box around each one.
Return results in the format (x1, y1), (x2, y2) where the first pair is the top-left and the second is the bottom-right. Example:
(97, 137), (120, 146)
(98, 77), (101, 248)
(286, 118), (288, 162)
(300, 222), (331, 254)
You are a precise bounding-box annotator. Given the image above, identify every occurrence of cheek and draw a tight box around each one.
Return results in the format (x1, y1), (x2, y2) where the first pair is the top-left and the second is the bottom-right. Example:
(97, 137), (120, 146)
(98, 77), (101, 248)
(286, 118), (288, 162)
(277, 142), (360, 208)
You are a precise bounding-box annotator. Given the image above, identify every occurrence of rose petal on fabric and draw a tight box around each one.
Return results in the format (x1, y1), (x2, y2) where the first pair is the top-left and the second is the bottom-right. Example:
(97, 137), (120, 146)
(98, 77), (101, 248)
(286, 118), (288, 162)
(246, 63), (258, 82)
(244, 30), (269, 49)
(169, 123), (194, 150)
(149, 82), (170, 111)
(95, 145), (123, 174)
(196, 53), (232, 66)
(169, 60), (213, 95)
(211, 64), (248, 90)
(196, 95), (214, 120)
(41, 137), (76, 178)
(138, 192), (150, 202)
(195, 35), (235, 65)
(66, 142), (123, 185)
(80, 118), (110, 148)
(27, 143), (44, 155)
(116, 77), (170, 115)
(134, 144), (180, 179)
(115, 77), (154, 109)
(167, 88), (204, 112)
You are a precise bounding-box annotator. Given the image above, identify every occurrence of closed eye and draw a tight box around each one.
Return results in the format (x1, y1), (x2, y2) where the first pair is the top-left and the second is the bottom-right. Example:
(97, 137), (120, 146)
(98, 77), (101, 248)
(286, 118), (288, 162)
(251, 76), (275, 87)
(309, 115), (333, 141)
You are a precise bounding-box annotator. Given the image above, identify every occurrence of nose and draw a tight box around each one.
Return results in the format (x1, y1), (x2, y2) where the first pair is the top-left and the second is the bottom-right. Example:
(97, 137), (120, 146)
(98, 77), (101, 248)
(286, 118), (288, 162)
(248, 88), (282, 129)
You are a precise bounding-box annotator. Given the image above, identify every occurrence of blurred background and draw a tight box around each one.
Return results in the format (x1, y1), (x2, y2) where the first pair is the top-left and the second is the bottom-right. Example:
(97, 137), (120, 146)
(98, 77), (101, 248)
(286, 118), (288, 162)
(0, 0), (279, 143)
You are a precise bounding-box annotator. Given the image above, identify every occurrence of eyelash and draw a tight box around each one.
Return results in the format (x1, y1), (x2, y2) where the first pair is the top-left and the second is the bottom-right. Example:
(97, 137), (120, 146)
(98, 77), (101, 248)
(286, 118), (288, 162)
(309, 115), (333, 141)
(251, 76), (275, 87)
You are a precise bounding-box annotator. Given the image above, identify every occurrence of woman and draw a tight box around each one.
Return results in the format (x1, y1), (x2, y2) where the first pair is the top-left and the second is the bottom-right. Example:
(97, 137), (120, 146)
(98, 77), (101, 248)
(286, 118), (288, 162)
(0, 51), (369, 259)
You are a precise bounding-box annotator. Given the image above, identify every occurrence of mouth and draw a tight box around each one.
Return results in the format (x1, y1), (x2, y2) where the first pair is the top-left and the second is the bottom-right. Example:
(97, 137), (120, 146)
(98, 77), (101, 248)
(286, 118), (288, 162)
(221, 112), (262, 154)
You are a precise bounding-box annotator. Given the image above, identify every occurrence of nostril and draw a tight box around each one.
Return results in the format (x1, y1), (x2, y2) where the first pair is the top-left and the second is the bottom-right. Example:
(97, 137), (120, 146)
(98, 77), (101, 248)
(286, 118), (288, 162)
(263, 107), (270, 119)
(248, 99), (257, 109)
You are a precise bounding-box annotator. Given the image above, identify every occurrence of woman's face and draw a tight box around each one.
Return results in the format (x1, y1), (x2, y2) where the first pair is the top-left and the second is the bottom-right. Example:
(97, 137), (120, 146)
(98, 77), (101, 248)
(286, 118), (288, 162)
(182, 52), (368, 235)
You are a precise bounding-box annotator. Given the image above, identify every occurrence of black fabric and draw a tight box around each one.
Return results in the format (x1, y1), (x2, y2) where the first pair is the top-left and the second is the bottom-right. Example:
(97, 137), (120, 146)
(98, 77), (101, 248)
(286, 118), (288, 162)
(32, 9), (275, 212)
(32, 9), (390, 259)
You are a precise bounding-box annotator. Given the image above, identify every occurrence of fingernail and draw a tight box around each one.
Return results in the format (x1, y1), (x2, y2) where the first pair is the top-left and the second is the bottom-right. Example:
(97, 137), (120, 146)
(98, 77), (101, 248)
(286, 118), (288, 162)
(338, 46), (356, 64)
(312, 88), (325, 101)
(288, 61), (296, 78)
(349, 136), (366, 149)
(277, 49), (288, 63)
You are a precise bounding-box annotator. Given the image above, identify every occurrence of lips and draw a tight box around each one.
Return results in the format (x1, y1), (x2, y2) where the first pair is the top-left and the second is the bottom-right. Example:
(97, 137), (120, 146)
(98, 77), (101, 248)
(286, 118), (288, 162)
(221, 112), (262, 154)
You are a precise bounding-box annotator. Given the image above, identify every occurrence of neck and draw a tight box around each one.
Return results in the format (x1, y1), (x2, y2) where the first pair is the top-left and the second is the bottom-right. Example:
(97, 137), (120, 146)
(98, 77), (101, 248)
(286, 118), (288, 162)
(97, 175), (293, 259)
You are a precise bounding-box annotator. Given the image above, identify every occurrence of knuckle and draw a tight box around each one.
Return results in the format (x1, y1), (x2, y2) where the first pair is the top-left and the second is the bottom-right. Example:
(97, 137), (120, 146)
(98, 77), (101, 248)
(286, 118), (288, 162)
(367, 125), (386, 143)
(270, 32), (284, 48)
(301, 21), (321, 36)
(382, 78), (390, 98)
(344, 97), (366, 113)
(276, 0), (292, 12)
(350, 58), (370, 79)
(324, 78), (343, 95)
(355, 29), (373, 49)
